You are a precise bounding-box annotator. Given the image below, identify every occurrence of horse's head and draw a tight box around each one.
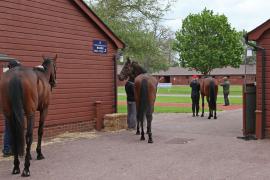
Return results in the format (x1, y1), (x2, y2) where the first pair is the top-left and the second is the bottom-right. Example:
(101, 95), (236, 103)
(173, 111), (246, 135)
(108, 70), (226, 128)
(129, 61), (147, 78)
(119, 57), (132, 81)
(119, 57), (147, 81)
(42, 55), (57, 88)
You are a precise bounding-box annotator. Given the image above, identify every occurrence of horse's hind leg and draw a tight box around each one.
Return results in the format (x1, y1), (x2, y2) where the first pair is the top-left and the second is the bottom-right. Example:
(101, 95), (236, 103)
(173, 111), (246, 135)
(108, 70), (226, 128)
(209, 108), (213, 119)
(22, 113), (34, 177)
(136, 117), (140, 135)
(201, 95), (204, 117)
(12, 154), (20, 174)
(11, 133), (20, 174)
(36, 109), (47, 160)
(8, 114), (20, 174)
(214, 107), (217, 119)
(140, 117), (145, 141)
(146, 112), (153, 143)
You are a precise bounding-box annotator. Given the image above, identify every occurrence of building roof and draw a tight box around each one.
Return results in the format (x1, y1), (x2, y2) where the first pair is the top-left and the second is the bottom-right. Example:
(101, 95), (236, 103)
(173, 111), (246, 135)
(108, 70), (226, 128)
(247, 19), (270, 41)
(118, 65), (256, 76)
(153, 65), (256, 76)
(72, 0), (125, 49)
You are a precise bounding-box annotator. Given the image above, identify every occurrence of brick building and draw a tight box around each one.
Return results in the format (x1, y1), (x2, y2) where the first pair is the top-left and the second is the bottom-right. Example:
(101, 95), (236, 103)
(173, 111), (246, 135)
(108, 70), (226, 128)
(0, 0), (125, 145)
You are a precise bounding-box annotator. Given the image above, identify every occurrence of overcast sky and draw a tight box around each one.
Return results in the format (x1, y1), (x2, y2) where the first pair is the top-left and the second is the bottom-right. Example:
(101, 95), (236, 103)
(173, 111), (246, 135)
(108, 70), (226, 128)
(162, 0), (270, 32)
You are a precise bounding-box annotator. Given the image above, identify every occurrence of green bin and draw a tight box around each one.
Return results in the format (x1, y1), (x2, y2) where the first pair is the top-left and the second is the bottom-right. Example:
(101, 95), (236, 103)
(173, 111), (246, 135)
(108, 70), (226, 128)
(244, 83), (256, 134)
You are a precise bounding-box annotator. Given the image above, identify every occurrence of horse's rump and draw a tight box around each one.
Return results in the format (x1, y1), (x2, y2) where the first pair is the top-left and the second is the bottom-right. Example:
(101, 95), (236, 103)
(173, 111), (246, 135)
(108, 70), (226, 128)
(134, 74), (158, 112)
(200, 77), (218, 97)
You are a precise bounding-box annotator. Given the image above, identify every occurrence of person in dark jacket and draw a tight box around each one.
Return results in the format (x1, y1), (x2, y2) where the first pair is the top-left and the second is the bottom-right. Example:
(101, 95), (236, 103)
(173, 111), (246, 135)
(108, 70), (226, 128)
(2, 60), (21, 157)
(220, 76), (230, 106)
(190, 75), (200, 117)
(125, 78), (136, 129)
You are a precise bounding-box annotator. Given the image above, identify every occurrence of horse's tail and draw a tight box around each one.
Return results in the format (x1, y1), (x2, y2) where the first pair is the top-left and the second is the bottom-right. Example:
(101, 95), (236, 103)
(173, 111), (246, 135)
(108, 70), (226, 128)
(8, 76), (25, 156)
(138, 79), (148, 123)
(209, 80), (216, 109)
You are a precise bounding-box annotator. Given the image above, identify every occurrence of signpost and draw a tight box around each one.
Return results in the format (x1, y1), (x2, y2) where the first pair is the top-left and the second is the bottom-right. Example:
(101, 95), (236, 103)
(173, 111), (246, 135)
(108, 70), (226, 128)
(93, 40), (107, 54)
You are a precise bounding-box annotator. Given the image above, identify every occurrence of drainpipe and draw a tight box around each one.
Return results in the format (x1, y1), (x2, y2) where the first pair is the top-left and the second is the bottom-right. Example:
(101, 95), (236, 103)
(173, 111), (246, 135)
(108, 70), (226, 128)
(244, 35), (266, 138)
(114, 54), (118, 113)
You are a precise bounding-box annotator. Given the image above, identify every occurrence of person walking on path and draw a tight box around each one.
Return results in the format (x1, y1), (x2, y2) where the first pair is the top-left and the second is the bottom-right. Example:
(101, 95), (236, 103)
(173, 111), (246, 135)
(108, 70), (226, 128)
(125, 78), (136, 129)
(220, 76), (230, 106)
(190, 75), (200, 117)
(2, 60), (21, 157)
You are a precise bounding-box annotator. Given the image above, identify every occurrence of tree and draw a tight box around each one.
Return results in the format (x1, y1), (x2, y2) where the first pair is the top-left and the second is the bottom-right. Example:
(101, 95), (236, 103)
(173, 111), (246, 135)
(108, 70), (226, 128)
(173, 8), (244, 75)
(84, 0), (176, 72)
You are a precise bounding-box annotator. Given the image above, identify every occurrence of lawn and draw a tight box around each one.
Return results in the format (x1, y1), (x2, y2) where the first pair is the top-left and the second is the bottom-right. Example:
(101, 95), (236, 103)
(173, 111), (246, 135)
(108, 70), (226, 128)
(117, 105), (208, 113)
(118, 85), (242, 96)
(118, 85), (242, 113)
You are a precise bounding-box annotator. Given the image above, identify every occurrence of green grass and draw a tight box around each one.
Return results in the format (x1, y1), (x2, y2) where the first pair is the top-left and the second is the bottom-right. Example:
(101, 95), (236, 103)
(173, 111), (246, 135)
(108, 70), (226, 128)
(118, 105), (209, 113)
(118, 95), (242, 105)
(117, 85), (242, 113)
(118, 85), (242, 96)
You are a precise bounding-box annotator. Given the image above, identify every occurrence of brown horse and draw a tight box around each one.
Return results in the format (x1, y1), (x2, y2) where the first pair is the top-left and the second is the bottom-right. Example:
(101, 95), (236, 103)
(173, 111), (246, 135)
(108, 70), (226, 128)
(0, 55), (57, 177)
(119, 58), (158, 143)
(200, 77), (218, 119)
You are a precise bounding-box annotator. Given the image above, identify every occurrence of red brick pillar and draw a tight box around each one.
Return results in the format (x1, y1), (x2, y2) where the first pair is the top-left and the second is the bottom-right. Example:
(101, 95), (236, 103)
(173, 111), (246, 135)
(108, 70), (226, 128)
(94, 101), (103, 131)
(255, 110), (263, 139)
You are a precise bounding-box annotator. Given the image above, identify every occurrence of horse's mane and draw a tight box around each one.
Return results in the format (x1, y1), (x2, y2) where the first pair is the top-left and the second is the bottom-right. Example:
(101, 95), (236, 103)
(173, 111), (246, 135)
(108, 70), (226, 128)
(33, 66), (45, 72)
(33, 58), (52, 73)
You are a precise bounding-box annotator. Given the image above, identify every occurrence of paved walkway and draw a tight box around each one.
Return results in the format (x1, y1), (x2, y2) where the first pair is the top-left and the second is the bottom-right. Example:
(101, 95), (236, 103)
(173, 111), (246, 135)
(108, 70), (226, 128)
(1, 110), (270, 180)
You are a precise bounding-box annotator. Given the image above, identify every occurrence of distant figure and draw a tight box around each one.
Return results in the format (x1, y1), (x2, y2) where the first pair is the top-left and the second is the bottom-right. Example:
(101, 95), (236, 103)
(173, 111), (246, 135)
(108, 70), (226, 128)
(125, 78), (136, 130)
(220, 76), (230, 106)
(2, 60), (21, 157)
(190, 75), (200, 117)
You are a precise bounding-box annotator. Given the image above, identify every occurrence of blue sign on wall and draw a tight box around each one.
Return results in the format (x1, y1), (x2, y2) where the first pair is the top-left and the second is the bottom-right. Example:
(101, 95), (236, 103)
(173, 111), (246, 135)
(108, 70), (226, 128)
(93, 40), (107, 54)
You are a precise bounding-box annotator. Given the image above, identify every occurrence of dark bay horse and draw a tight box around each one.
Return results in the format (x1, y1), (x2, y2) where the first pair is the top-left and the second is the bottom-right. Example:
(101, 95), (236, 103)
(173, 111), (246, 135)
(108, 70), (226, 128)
(119, 58), (158, 143)
(200, 77), (218, 119)
(0, 55), (57, 177)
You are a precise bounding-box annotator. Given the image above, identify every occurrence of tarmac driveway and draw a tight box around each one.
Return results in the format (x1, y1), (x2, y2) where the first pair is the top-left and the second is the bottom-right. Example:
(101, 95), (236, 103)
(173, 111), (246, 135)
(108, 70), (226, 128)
(1, 109), (270, 180)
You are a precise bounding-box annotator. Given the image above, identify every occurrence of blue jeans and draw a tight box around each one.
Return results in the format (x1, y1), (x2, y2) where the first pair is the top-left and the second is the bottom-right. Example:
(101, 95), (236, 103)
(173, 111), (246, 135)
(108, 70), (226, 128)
(3, 118), (11, 153)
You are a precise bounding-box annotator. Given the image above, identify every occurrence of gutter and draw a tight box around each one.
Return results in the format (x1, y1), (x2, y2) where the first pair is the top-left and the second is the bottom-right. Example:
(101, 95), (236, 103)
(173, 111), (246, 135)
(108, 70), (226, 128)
(114, 55), (118, 113)
(244, 35), (266, 138)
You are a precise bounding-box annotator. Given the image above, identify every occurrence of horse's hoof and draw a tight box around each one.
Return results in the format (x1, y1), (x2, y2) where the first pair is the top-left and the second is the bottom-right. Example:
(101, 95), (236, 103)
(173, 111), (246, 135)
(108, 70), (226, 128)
(21, 169), (30, 177)
(148, 139), (153, 143)
(136, 131), (140, 135)
(208, 117), (211, 119)
(12, 167), (20, 174)
(140, 136), (145, 141)
(37, 154), (45, 160)
(201, 114), (204, 117)
(214, 117), (217, 119)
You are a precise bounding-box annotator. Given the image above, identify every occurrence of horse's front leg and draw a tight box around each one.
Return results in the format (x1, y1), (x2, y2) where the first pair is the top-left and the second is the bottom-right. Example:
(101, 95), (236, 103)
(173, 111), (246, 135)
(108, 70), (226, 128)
(22, 113), (34, 177)
(201, 95), (204, 117)
(146, 112), (153, 143)
(36, 108), (48, 160)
